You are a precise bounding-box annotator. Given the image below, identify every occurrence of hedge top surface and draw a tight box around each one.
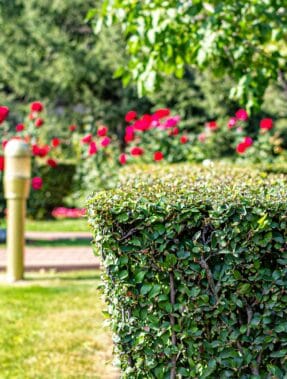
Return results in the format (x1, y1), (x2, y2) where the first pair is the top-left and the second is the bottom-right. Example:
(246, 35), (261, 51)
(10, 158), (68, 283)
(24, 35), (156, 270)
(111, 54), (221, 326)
(88, 164), (287, 214)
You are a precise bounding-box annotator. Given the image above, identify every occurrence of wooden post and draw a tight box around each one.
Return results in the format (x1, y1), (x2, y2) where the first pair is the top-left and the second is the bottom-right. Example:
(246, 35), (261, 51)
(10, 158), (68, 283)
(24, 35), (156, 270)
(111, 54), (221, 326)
(4, 140), (31, 282)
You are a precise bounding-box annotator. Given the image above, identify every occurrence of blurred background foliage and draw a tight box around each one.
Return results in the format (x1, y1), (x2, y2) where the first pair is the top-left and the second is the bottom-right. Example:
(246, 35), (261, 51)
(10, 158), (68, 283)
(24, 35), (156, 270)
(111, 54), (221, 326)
(0, 0), (286, 140)
(0, 0), (287, 220)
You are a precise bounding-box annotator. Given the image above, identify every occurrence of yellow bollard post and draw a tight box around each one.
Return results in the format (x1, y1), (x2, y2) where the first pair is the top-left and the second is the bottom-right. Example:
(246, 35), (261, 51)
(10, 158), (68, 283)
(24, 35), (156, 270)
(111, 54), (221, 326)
(4, 139), (31, 282)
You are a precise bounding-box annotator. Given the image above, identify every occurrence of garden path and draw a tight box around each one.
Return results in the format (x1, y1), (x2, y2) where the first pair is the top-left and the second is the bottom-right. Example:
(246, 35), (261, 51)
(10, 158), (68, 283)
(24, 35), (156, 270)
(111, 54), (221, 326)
(0, 231), (100, 271)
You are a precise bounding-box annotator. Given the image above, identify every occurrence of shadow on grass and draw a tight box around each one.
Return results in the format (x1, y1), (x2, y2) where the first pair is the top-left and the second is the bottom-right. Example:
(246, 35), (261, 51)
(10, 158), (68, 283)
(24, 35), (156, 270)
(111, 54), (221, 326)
(25, 237), (92, 247)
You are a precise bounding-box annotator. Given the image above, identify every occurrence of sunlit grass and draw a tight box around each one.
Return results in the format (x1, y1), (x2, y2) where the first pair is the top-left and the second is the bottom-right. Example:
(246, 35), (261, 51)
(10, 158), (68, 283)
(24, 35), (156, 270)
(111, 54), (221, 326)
(25, 219), (89, 233)
(0, 271), (118, 379)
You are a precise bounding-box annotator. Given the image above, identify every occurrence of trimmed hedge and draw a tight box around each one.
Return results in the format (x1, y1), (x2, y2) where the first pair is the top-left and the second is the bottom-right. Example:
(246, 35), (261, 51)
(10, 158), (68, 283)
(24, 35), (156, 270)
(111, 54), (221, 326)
(87, 164), (287, 378)
(258, 163), (287, 176)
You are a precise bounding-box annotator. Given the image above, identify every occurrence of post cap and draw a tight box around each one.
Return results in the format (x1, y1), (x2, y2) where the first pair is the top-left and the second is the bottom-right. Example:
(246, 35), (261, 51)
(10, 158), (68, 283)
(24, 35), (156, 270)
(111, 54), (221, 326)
(4, 139), (30, 157)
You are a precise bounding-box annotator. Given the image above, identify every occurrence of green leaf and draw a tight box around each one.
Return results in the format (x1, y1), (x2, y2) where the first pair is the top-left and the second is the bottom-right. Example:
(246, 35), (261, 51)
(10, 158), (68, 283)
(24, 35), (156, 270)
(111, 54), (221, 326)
(237, 283), (251, 295)
(140, 284), (152, 296)
(270, 350), (287, 358)
(119, 270), (129, 280)
(201, 359), (216, 378)
(135, 271), (146, 283)
(149, 285), (161, 299)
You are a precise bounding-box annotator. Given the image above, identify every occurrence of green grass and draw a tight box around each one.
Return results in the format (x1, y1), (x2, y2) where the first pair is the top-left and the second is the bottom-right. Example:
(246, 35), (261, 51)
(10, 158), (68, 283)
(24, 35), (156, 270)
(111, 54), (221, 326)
(0, 271), (118, 379)
(1, 218), (89, 233)
(25, 219), (89, 232)
(26, 237), (91, 247)
(0, 238), (91, 249)
(0, 219), (91, 247)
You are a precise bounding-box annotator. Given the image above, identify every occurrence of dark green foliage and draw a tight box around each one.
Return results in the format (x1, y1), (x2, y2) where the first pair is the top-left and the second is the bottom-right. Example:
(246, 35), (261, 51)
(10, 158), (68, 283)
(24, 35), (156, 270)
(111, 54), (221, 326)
(95, 0), (287, 109)
(88, 164), (287, 378)
(0, 0), (152, 133)
(1, 0), (287, 137)
(28, 163), (75, 219)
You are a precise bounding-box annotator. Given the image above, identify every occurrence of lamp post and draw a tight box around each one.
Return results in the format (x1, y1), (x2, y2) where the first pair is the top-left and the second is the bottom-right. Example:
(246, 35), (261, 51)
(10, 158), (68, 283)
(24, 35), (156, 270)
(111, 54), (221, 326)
(4, 139), (31, 282)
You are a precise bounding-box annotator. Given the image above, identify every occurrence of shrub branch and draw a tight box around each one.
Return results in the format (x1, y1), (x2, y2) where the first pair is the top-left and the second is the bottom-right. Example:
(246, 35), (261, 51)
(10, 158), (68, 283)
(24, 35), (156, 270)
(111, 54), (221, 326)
(169, 271), (177, 379)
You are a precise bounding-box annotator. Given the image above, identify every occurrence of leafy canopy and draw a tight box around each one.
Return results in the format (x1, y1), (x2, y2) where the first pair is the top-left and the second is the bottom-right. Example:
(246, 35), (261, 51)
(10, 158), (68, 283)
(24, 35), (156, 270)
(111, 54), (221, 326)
(0, 0), (151, 129)
(92, 0), (287, 109)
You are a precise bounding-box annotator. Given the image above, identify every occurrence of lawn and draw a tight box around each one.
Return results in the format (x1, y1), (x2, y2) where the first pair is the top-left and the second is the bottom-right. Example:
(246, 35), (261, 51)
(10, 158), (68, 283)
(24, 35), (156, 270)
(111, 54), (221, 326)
(25, 219), (89, 233)
(0, 219), (91, 248)
(1, 218), (89, 233)
(0, 271), (118, 379)
(24, 237), (92, 247)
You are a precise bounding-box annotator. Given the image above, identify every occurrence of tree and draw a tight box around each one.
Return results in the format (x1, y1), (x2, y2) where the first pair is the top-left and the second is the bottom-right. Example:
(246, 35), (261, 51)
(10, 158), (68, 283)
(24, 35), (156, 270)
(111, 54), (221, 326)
(0, 0), (151, 132)
(92, 0), (287, 110)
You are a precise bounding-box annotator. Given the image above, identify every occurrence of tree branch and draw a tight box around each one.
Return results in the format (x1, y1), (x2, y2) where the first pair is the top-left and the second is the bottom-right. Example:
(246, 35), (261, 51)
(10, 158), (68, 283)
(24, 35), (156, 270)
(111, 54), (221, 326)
(246, 305), (253, 337)
(120, 227), (138, 241)
(199, 255), (218, 303)
(169, 271), (177, 379)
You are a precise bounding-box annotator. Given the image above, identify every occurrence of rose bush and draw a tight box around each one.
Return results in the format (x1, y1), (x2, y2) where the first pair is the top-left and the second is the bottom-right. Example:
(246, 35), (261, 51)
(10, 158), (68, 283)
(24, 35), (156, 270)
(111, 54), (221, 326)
(0, 102), (76, 218)
(71, 122), (120, 205)
(120, 109), (192, 164)
(190, 109), (284, 164)
(1, 102), (287, 221)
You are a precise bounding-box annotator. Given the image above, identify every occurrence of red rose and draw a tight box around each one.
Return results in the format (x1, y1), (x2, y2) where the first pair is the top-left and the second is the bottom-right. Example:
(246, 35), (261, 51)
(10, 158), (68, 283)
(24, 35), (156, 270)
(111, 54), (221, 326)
(165, 116), (180, 128)
(154, 151), (164, 161)
(260, 118), (273, 130)
(81, 134), (92, 144)
(243, 136), (253, 147)
(30, 101), (44, 113)
(153, 108), (170, 119)
(32, 144), (50, 157)
(35, 118), (44, 127)
(32, 145), (39, 156)
(47, 158), (58, 168)
(0, 106), (9, 124)
(236, 142), (247, 154)
(101, 136), (111, 147)
(0, 156), (4, 171)
(32, 177), (43, 190)
(16, 124), (25, 132)
(170, 127), (179, 136)
(88, 142), (97, 155)
(131, 147), (144, 156)
(134, 114), (152, 131)
(125, 133), (134, 143)
(235, 109), (248, 121)
(39, 146), (50, 157)
(125, 126), (135, 143)
(125, 111), (137, 122)
(207, 121), (217, 130)
(180, 135), (188, 144)
(69, 124), (77, 132)
(119, 153), (127, 165)
(97, 126), (108, 137)
(51, 138), (60, 148)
